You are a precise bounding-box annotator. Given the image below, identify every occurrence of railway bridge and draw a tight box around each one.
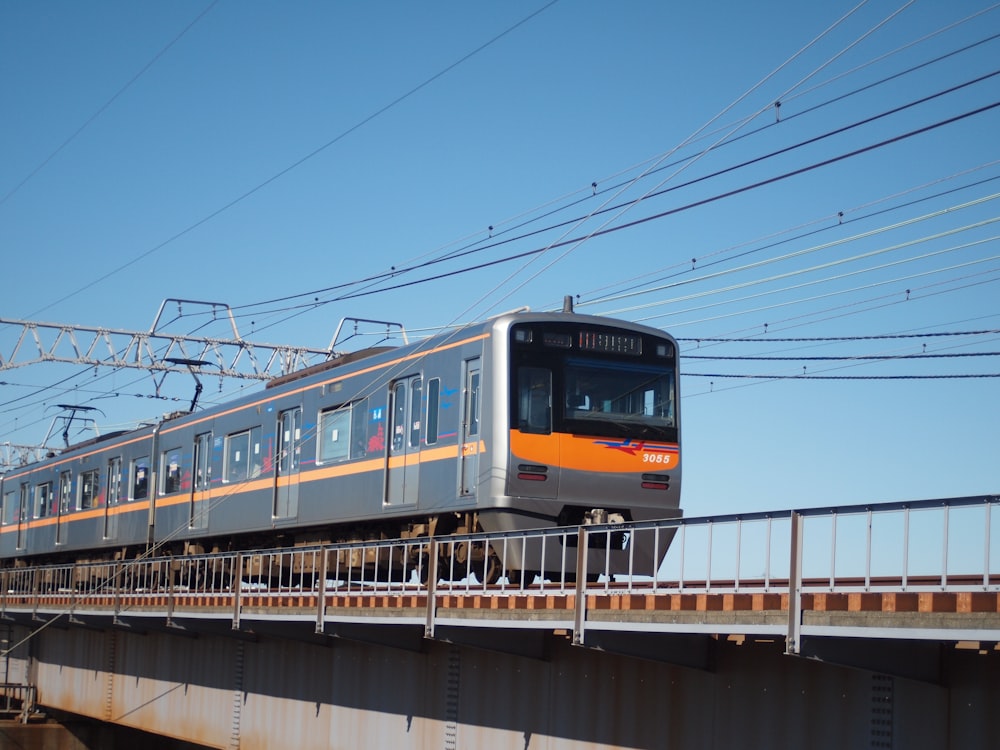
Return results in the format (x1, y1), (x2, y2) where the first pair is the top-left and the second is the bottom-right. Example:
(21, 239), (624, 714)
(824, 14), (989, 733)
(1, 494), (998, 749)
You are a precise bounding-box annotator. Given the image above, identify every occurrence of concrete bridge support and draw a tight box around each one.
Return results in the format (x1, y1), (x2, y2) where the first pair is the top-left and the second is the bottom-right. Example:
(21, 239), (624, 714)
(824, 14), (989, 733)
(7, 620), (999, 749)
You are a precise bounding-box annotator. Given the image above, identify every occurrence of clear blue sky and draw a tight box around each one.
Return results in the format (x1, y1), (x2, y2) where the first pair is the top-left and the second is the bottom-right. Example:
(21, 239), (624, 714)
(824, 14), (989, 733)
(1, 1), (998, 518)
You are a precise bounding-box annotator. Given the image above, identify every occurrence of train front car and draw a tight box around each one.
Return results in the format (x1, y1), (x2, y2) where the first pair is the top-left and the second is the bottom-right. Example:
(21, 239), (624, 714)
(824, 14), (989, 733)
(483, 312), (682, 577)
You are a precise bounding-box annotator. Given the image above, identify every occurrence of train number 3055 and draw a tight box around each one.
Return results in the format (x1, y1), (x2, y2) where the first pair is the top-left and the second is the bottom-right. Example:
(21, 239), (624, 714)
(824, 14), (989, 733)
(641, 452), (674, 465)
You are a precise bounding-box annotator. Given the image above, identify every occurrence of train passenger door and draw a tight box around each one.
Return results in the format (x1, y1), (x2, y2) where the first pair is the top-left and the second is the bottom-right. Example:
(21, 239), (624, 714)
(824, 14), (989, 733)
(190, 432), (212, 529)
(104, 457), (122, 540)
(459, 359), (481, 497)
(385, 376), (421, 506)
(273, 407), (302, 520)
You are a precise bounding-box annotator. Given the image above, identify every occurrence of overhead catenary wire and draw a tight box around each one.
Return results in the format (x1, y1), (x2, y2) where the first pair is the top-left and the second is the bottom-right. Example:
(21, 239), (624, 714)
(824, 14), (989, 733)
(22, 1), (562, 321)
(5, 3), (999, 450)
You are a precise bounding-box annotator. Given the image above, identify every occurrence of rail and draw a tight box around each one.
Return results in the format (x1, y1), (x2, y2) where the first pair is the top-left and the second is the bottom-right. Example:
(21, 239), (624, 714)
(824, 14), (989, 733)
(2, 494), (997, 654)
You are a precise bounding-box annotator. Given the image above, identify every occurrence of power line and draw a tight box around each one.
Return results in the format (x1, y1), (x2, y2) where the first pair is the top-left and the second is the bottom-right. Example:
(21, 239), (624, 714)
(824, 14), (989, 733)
(678, 329), (1000, 343)
(683, 351), (1000, 361)
(0, 0), (221, 210)
(684, 372), (1000, 380)
(24, 1), (561, 320)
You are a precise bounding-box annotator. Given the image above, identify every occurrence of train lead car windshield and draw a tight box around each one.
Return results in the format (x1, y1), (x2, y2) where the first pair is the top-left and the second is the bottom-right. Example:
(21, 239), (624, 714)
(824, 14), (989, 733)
(510, 322), (677, 441)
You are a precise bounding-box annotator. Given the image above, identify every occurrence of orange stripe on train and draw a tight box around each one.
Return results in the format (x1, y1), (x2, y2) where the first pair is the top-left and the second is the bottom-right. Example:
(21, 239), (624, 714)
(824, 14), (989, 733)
(510, 431), (679, 473)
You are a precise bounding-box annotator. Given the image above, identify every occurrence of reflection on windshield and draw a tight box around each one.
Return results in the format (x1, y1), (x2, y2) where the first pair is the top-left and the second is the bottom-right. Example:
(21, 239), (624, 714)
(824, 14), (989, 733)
(564, 359), (675, 427)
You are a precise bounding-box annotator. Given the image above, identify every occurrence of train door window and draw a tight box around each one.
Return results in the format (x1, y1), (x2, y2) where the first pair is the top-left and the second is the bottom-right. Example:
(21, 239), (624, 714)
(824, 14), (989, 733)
(79, 469), (100, 509)
(409, 377), (423, 448)
(107, 458), (123, 506)
(318, 407), (351, 463)
(104, 457), (123, 539)
(425, 378), (440, 446)
(277, 409), (302, 475)
(34, 482), (52, 519)
(17, 484), (29, 548)
(391, 382), (407, 452)
(59, 471), (73, 513)
(460, 360), (481, 496)
(159, 448), (183, 495)
(517, 366), (552, 434)
(193, 433), (212, 491)
(56, 470), (71, 545)
(130, 457), (150, 501)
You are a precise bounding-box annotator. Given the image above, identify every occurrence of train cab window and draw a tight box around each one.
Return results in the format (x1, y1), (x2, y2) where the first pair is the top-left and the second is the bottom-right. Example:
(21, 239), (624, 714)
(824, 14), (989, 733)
(79, 469), (100, 509)
(426, 378), (440, 445)
(224, 427), (262, 483)
(517, 366), (552, 434)
(59, 470), (73, 514)
(131, 457), (150, 501)
(160, 448), (183, 495)
(34, 482), (53, 518)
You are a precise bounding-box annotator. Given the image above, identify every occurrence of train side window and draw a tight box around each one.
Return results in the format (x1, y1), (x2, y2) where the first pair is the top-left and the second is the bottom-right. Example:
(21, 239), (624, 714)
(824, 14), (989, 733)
(250, 426), (263, 478)
(426, 378), (440, 446)
(34, 482), (53, 518)
(1, 489), (14, 525)
(318, 406), (350, 464)
(59, 470), (73, 514)
(350, 398), (369, 459)
(159, 448), (183, 495)
(225, 431), (249, 482)
(79, 469), (100, 509)
(224, 428), (262, 482)
(517, 366), (552, 434)
(131, 456), (150, 501)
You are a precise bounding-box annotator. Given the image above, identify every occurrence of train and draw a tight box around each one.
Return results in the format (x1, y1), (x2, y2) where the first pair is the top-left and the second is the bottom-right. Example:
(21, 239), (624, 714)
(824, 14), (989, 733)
(0, 308), (681, 582)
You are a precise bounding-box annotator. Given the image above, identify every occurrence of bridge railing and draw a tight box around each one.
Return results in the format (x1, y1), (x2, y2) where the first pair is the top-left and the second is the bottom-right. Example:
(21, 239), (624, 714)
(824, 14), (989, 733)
(1, 494), (996, 618)
(0, 683), (37, 723)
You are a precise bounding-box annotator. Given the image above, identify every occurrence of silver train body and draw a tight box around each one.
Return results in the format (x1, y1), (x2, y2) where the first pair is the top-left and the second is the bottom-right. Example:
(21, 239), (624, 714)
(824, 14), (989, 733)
(0, 311), (681, 576)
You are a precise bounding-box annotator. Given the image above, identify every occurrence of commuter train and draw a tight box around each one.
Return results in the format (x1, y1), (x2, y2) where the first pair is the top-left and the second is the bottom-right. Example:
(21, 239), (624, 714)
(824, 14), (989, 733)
(0, 309), (681, 580)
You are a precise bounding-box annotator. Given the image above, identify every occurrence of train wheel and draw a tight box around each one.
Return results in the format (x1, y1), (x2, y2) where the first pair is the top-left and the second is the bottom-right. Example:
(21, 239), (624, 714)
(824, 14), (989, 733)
(508, 569), (539, 587)
(473, 553), (501, 585)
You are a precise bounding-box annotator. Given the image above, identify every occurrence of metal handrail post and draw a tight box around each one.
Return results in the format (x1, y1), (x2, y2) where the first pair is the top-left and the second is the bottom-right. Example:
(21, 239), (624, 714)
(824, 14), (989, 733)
(573, 526), (588, 645)
(424, 539), (439, 639)
(786, 510), (803, 655)
(984, 500), (992, 589)
(233, 553), (243, 631)
(315, 548), (328, 634)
